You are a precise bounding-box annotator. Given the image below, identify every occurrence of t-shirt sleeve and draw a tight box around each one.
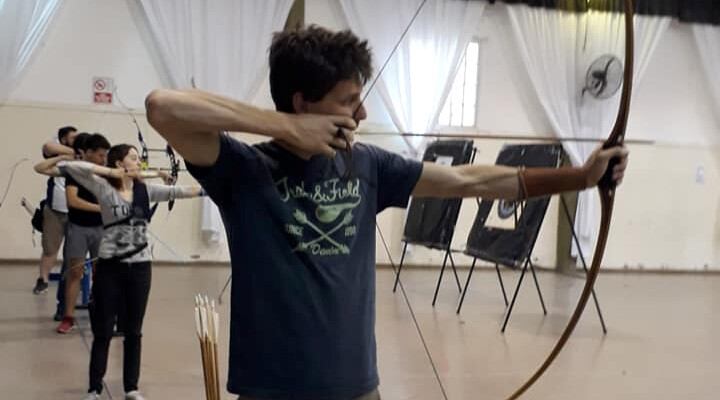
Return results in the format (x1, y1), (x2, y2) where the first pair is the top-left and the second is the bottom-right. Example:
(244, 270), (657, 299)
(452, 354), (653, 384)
(146, 184), (198, 203)
(58, 161), (112, 200)
(369, 145), (423, 212)
(185, 134), (264, 207)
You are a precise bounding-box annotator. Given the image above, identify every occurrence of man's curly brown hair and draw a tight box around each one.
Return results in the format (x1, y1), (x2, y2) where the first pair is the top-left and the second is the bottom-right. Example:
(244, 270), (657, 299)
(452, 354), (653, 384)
(269, 25), (373, 113)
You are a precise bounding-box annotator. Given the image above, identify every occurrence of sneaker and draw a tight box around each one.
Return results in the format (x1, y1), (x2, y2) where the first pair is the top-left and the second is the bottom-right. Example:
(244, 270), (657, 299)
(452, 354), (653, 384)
(83, 391), (101, 400)
(53, 312), (63, 322)
(56, 317), (76, 334)
(32, 278), (48, 294)
(125, 390), (145, 400)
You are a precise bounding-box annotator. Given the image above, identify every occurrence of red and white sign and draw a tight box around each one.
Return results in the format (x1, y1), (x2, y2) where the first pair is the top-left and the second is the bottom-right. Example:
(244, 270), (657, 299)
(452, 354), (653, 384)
(92, 77), (114, 104)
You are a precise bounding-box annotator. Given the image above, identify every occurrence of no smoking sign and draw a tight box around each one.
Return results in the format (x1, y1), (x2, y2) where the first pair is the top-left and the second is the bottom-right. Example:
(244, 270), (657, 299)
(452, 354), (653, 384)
(92, 77), (114, 104)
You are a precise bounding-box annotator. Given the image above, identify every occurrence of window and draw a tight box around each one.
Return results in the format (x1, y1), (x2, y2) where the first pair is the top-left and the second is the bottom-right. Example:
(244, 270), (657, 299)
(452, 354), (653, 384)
(437, 40), (480, 128)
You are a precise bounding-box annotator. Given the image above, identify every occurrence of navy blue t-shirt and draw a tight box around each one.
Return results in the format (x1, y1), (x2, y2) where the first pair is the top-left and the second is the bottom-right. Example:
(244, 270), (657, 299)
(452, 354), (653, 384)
(187, 134), (422, 400)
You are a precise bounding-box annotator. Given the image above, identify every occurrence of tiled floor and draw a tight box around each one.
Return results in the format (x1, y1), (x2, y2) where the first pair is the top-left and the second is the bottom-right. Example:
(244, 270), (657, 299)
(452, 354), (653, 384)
(2, 264), (719, 400)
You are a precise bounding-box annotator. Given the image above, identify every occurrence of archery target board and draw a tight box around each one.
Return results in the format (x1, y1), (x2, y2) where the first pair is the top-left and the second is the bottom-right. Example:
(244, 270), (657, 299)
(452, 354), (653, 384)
(464, 144), (562, 267)
(403, 140), (474, 249)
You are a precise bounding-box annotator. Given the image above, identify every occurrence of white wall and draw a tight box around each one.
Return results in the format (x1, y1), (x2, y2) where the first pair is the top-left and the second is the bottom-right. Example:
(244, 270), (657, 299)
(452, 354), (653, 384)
(10, 0), (165, 108)
(0, 0), (718, 271)
(0, 0), (206, 263)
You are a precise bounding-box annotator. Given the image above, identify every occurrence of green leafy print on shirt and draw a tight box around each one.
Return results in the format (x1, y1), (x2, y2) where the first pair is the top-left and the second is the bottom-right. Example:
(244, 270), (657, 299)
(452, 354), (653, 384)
(276, 177), (361, 256)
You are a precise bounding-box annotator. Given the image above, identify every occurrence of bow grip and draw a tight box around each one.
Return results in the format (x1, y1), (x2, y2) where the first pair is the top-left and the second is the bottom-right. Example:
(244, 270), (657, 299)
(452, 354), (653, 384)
(599, 142), (621, 190)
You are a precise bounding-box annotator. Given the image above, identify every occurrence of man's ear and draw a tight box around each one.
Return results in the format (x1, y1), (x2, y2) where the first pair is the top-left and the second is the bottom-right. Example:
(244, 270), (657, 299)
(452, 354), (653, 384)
(292, 92), (307, 114)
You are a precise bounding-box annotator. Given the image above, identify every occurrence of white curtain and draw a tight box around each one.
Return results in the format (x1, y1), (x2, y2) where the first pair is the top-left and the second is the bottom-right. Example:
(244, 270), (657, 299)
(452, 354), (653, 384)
(339, 0), (486, 152)
(694, 24), (720, 123)
(507, 5), (670, 258)
(0, 0), (63, 102)
(134, 0), (293, 243)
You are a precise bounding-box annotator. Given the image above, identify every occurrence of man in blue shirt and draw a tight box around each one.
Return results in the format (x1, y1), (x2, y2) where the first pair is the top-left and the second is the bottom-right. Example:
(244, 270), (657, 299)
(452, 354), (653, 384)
(146, 25), (628, 400)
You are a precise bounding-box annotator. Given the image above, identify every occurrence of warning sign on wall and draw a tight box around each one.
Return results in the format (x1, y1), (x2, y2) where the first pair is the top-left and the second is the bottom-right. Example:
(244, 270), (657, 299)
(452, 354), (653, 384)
(92, 77), (114, 104)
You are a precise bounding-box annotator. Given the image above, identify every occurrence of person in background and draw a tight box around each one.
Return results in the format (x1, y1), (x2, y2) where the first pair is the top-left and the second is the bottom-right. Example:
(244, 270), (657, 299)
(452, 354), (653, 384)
(56, 133), (111, 334)
(34, 144), (205, 400)
(53, 132), (90, 321)
(33, 126), (78, 295)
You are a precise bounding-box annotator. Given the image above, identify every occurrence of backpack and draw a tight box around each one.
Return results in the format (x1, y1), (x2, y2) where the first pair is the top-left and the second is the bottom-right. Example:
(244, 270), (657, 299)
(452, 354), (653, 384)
(31, 199), (46, 232)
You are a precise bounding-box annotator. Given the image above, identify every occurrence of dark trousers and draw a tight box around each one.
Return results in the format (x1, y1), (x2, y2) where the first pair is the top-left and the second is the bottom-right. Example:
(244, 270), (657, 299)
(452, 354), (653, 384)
(55, 242), (68, 317)
(88, 259), (151, 393)
(56, 257), (66, 316)
(236, 388), (381, 400)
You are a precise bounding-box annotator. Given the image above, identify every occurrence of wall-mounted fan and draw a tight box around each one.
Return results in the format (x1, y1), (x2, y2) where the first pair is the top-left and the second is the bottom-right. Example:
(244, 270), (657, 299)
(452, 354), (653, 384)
(582, 54), (623, 99)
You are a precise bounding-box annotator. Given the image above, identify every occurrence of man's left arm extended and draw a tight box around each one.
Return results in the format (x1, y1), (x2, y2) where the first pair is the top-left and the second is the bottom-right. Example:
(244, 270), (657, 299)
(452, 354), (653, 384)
(412, 146), (629, 200)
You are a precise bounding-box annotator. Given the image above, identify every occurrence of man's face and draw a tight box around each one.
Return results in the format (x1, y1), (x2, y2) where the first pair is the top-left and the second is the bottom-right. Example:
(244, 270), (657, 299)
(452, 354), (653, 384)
(85, 148), (108, 166)
(300, 79), (367, 123)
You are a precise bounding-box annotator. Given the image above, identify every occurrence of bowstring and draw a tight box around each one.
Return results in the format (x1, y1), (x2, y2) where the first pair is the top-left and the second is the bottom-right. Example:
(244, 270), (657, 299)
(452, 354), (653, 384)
(347, 1), (449, 398)
(337, 0), (430, 180)
(0, 158), (30, 209)
(376, 224), (449, 400)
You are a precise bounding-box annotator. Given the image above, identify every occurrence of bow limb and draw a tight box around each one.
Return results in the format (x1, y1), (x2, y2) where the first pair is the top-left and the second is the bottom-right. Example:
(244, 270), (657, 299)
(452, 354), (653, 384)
(137, 128), (150, 170)
(505, 1), (634, 398)
(113, 86), (150, 171)
(0, 158), (29, 209)
(165, 143), (179, 211)
(115, 86), (178, 207)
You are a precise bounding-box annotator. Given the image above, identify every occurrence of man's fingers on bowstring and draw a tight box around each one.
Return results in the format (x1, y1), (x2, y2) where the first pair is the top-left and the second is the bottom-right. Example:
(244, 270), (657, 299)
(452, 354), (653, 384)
(330, 137), (349, 149)
(321, 144), (337, 159)
(335, 127), (355, 142)
(330, 116), (357, 131)
(332, 129), (354, 146)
